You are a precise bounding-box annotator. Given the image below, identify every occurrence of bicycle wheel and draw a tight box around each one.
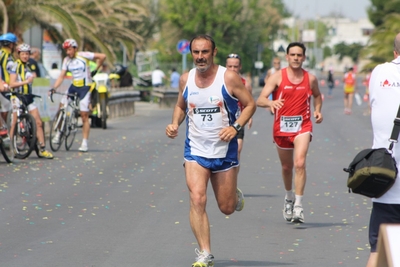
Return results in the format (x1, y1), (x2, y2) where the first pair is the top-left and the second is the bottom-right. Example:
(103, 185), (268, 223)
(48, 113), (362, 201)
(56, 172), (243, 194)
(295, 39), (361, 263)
(0, 131), (14, 163)
(12, 113), (37, 159)
(49, 109), (66, 152)
(65, 110), (78, 151)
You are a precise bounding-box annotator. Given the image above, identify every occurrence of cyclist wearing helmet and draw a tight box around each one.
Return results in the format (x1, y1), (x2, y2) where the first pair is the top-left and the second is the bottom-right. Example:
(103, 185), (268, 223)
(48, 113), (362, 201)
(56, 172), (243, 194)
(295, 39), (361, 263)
(0, 32), (17, 124)
(8, 43), (53, 159)
(50, 38), (106, 152)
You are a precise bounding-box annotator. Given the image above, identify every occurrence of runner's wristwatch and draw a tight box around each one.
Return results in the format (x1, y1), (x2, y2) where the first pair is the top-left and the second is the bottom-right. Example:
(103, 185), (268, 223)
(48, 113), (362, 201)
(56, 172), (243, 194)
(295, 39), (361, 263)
(232, 122), (242, 132)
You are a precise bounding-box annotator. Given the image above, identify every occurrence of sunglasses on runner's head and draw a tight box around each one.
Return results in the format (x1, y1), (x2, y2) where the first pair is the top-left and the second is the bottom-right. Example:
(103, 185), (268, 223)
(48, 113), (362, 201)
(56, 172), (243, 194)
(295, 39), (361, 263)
(227, 54), (240, 59)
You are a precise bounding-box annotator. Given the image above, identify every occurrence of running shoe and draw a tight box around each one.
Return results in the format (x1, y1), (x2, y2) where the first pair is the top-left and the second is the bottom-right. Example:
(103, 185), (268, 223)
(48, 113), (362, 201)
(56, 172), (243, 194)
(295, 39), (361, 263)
(283, 199), (294, 222)
(38, 149), (54, 159)
(52, 133), (60, 144)
(78, 144), (88, 152)
(192, 248), (214, 267)
(235, 188), (244, 211)
(292, 205), (304, 223)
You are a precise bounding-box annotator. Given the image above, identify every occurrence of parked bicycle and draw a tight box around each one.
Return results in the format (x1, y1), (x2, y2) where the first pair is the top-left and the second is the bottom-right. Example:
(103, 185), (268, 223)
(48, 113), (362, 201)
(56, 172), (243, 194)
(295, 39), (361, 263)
(7, 91), (39, 159)
(0, 115), (13, 163)
(49, 91), (80, 152)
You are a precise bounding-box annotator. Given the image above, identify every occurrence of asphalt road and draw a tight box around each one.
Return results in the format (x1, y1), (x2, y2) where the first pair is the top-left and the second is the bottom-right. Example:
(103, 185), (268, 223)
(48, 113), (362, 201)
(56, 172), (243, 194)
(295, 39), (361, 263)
(0, 82), (374, 267)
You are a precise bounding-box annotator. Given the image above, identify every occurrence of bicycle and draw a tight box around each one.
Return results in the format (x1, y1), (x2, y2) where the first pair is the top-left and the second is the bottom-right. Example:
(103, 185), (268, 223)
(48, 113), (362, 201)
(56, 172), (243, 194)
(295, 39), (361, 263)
(0, 114), (14, 163)
(49, 91), (80, 152)
(7, 91), (39, 159)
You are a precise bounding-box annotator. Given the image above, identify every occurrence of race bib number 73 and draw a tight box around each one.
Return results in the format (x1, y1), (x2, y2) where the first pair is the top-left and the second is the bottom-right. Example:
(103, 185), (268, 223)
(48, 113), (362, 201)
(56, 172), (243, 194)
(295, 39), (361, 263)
(193, 107), (222, 128)
(280, 115), (303, 133)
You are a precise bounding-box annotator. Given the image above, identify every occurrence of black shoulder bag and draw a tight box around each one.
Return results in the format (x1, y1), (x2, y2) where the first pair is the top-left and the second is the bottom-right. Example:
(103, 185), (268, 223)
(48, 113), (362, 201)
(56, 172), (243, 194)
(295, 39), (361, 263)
(343, 106), (400, 198)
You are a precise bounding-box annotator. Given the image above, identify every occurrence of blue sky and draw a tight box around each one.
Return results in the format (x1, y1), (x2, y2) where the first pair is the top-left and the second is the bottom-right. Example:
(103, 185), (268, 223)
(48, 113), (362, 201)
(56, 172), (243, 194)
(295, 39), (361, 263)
(282, 0), (370, 20)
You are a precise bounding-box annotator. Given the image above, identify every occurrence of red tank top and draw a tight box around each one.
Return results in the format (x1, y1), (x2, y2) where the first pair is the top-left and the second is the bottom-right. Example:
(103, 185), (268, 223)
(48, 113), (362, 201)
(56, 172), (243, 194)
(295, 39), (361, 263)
(272, 68), (313, 136)
(344, 72), (355, 86)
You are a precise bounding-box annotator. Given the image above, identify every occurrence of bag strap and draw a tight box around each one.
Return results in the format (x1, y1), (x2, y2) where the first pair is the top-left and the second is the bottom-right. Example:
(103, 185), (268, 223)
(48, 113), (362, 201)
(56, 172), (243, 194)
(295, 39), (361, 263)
(389, 105), (400, 150)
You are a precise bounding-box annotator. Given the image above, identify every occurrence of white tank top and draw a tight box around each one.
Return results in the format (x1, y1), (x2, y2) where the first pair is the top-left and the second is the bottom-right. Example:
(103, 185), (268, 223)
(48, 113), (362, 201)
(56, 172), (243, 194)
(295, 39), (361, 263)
(184, 66), (237, 158)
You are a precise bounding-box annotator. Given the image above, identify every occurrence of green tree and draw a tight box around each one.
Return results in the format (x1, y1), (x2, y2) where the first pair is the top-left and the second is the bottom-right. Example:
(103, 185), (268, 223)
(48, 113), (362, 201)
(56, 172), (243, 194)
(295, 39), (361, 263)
(367, 0), (400, 27)
(361, 1), (400, 70)
(361, 13), (400, 70)
(333, 42), (364, 63)
(159, 0), (284, 73)
(323, 46), (332, 58)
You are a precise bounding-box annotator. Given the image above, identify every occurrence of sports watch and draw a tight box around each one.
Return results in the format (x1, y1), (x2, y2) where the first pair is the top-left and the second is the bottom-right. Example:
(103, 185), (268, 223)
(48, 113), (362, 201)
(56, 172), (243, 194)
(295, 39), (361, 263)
(232, 122), (242, 132)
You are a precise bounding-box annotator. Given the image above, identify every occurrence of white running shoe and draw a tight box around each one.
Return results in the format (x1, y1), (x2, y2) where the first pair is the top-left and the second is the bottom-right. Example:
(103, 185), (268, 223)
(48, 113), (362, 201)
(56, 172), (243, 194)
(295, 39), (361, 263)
(78, 144), (88, 152)
(192, 248), (214, 267)
(292, 205), (304, 223)
(283, 199), (294, 222)
(235, 188), (244, 211)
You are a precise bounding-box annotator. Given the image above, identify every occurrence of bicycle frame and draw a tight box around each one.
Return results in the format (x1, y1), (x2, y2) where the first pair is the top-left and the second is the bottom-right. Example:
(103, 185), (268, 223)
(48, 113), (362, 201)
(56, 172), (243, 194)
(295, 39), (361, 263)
(49, 91), (80, 151)
(8, 91), (40, 159)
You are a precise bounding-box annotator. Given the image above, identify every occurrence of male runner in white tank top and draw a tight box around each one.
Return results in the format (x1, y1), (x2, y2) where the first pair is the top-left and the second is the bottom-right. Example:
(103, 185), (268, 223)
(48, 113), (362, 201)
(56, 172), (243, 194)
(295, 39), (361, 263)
(166, 34), (255, 267)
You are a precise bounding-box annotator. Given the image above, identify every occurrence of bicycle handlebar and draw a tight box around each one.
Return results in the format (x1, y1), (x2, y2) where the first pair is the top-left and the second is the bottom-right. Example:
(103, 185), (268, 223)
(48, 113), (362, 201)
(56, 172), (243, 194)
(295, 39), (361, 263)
(6, 91), (42, 99)
(49, 90), (78, 103)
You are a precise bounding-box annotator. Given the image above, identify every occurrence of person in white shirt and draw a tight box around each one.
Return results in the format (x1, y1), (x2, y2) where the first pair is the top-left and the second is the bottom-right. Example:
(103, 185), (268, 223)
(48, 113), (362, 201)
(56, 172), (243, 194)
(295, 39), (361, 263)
(366, 32), (400, 267)
(48, 62), (61, 80)
(151, 66), (165, 87)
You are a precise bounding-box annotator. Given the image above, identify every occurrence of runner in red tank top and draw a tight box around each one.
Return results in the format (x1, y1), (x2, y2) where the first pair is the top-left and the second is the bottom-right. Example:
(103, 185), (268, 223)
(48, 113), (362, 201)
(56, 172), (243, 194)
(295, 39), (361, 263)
(226, 53), (253, 174)
(256, 42), (323, 224)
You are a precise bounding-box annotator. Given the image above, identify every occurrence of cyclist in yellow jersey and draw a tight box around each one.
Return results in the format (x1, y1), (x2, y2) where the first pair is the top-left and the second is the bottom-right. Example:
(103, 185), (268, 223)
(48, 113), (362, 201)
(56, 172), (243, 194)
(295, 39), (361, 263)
(49, 39), (106, 152)
(0, 33), (17, 126)
(8, 44), (53, 159)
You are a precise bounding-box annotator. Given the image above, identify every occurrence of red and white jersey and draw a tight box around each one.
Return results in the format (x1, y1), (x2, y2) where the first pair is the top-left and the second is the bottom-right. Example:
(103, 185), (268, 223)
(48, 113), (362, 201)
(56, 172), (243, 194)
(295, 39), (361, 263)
(272, 68), (313, 136)
(344, 72), (355, 86)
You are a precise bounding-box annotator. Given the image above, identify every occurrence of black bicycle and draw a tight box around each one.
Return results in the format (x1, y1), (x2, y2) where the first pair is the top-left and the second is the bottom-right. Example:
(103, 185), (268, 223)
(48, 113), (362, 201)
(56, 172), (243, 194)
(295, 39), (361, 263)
(49, 91), (80, 152)
(7, 91), (39, 159)
(0, 115), (13, 163)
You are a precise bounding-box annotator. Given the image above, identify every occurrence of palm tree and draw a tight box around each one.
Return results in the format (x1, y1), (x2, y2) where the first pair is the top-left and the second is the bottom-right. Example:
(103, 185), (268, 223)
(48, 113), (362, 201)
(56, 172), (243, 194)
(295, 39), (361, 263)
(0, 0), (149, 64)
(361, 14), (400, 70)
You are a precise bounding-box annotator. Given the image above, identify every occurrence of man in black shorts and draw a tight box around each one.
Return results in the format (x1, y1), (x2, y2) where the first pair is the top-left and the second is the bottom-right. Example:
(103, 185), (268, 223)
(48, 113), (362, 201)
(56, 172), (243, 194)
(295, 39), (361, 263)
(225, 53), (253, 173)
(366, 32), (400, 267)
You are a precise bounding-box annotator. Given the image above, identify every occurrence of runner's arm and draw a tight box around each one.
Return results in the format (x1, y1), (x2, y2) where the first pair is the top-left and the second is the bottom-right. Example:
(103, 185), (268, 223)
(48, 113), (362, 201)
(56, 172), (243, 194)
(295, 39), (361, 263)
(166, 73), (188, 139)
(256, 71), (283, 113)
(310, 75), (323, 123)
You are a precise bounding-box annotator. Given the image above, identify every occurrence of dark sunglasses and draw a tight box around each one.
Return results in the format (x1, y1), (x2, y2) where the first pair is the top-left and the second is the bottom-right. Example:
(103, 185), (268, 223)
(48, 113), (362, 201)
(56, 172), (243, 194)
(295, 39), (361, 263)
(227, 53), (240, 59)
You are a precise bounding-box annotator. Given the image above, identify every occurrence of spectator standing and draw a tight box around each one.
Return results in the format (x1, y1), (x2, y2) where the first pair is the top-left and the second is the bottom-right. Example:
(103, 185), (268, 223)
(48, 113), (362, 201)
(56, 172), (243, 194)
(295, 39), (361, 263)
(48, 62), (61, 80)
(28, 47), (41, 77)
(152, 66), (165, 87)
(327, 69), (334, 98)
(170, 67), (180, 90)
(365, 33), (400, 267)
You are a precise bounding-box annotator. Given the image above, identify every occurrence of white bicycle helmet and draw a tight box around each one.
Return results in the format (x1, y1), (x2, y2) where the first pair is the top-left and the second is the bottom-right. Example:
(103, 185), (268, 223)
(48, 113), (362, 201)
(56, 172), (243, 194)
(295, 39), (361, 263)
(62, 39), (78, 49)
(17, 43), (31, 53)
